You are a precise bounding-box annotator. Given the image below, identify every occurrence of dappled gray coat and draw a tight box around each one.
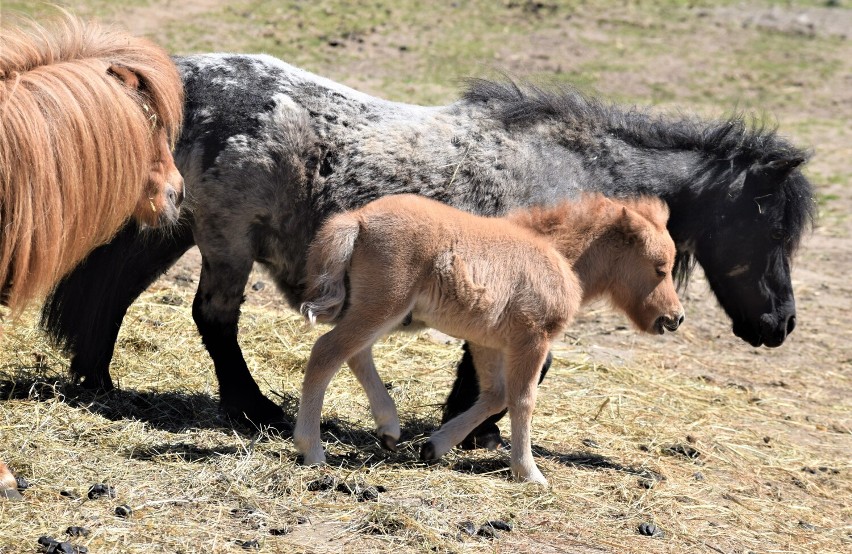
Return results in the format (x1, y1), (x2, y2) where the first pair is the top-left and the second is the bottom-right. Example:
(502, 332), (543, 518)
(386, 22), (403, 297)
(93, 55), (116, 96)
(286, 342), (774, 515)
(42, 53), (815, 426)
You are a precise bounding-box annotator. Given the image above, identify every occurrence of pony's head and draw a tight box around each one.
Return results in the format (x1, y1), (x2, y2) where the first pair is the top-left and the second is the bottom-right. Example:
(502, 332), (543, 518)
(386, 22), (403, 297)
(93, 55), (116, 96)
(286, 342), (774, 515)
(104, 56), (184, 227)
(106, 64), (184, 226)
(680, 154), (814, 347)
(0, 15), (184, 313)
(605, 198), (684, 335)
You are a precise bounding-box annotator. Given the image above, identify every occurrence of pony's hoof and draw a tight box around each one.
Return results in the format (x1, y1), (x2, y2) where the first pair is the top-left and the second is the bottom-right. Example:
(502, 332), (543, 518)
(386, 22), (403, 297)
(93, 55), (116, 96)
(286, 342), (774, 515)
(419, 441), (439, 461)
(220, 395), (288, 431)
(513, 468), (548, 486)
(74, 373), (115, 392)
(300, 454), (326, 466)
(459, 431), (507, 451)
(380, 434), (398, 452)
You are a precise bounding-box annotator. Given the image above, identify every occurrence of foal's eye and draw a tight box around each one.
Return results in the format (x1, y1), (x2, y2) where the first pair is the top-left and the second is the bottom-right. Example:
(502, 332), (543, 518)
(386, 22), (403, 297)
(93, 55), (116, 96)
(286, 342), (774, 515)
(656, 268), (666, 277)
(771, 229), (785, 241)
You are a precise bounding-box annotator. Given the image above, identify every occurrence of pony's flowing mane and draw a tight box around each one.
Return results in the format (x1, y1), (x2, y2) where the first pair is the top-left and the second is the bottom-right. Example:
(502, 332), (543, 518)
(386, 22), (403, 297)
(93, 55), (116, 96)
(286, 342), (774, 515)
(463, 78), (807, 164)
(464, 79), (816, 284)
(0, 14), (183, 314)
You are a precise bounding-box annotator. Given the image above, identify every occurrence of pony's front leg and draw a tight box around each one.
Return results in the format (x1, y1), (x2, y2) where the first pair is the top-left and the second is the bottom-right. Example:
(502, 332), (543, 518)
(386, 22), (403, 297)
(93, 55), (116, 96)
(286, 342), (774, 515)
(42, 220), (194, 392)
(192, 242), (284, 428)
(348, 347), (400, 451)
(422, 345), (507, 460)
(506, 345), (551, 485)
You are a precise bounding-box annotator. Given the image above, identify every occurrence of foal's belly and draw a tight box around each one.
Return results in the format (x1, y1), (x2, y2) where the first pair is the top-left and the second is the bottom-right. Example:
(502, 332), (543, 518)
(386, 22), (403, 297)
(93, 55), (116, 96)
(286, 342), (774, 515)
(405, 304), (507, 351)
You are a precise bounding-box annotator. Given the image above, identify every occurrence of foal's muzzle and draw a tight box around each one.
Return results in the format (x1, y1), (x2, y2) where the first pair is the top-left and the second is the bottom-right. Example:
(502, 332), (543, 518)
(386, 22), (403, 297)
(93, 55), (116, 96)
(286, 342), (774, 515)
(655, 312), (684, 334)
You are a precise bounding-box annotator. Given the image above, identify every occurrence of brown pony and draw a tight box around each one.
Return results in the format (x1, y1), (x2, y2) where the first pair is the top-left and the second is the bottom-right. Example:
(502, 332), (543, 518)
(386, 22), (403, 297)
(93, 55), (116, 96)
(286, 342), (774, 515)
(0, 461), (21, 500)
(0, 14), (184, 314)
(294, 193), (684, 484)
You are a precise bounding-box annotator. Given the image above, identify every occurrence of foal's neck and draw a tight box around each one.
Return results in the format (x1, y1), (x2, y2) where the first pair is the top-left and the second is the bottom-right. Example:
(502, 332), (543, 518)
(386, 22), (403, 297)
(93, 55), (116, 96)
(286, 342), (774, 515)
(508, 200), (619, 300)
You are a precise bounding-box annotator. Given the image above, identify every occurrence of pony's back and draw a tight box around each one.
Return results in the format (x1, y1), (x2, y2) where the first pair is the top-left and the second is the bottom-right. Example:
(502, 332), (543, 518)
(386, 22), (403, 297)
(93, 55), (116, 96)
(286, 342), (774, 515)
(0, 15), (183, 313)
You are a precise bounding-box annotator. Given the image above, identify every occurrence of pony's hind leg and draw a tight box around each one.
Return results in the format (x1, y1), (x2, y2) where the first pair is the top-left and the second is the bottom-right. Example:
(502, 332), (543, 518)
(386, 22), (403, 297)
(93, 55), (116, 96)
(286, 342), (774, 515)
(421, 345), (507, 461)
(192, 236), (284, 428)
(295, 301), (410, 465)
(348, 347), (401, 451)
(505, 344), (551, 485)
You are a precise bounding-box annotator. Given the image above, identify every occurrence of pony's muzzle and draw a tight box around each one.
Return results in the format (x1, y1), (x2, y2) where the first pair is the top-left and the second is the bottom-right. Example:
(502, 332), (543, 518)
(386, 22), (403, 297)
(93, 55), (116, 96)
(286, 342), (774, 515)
(153, 173), (184, 227)
(759, 309), (795, 348)
(656, 312), (684, 333)
(166, 183), (183, 208)
(166, 171), (185, 208)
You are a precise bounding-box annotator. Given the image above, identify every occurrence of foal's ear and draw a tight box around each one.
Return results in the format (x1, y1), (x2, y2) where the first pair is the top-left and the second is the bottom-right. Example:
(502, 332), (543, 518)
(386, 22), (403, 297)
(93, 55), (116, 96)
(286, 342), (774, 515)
(108, 64), (141, 90)
(617, 206), (641, 246)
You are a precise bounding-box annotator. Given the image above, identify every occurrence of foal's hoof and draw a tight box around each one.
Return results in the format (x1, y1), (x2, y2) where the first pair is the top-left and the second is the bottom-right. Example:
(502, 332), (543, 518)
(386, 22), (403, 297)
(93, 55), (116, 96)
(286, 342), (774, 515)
(379, 434), (398, 452)
(419, 441), (438, 461)
(300, 454), (327, 467)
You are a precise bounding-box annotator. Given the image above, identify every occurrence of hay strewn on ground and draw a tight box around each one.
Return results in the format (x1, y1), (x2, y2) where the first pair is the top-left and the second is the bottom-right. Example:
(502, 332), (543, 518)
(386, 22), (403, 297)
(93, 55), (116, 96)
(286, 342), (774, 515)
(1, 273), (849, 553)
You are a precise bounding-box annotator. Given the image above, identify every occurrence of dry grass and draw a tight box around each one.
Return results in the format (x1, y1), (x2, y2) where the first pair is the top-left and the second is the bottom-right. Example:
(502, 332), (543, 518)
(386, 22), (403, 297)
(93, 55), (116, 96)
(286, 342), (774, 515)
(1, 269), (849, 554)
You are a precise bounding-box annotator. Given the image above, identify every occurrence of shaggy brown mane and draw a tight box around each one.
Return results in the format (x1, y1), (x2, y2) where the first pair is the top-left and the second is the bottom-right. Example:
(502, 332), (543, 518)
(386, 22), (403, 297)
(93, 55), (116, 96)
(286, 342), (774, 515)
(507, 194), (670, 259)
(0, 14), (183, 314)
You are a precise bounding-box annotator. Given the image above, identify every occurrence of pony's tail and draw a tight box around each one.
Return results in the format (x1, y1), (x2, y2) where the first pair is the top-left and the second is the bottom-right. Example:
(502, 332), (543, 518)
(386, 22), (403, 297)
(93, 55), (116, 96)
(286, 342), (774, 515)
(300, 213), (360, 326)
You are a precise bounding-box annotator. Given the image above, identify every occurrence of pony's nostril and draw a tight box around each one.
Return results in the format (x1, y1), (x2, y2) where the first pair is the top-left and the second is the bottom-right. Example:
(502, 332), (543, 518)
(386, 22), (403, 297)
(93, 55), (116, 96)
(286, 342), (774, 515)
(677, 313), (685, 327)
(659, 313), (683, 332)
(167, 187), (179, 207)
(786, 314), (796, 335)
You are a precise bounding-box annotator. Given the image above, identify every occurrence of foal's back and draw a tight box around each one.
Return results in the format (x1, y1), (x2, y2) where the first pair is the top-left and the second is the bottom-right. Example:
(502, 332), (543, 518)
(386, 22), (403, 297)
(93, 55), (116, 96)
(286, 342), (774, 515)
(340, 194), (578, 345)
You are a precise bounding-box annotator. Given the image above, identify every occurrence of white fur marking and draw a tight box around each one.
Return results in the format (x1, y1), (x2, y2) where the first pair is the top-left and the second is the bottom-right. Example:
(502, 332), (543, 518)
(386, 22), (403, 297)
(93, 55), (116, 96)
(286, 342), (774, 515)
(727, 264), (749, 277)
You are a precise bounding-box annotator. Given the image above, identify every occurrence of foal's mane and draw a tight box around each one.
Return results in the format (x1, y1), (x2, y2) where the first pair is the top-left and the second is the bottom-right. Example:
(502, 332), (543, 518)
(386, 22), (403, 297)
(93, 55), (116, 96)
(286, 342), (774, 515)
(509, 194), (668, 262)
(463, 79), (816, 284)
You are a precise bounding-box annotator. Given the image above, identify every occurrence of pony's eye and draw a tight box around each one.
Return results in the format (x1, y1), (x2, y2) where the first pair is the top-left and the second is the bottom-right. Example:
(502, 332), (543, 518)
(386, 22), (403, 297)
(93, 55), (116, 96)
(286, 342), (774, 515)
(656, 268), (666, 277)
(771, 229), (785, 241)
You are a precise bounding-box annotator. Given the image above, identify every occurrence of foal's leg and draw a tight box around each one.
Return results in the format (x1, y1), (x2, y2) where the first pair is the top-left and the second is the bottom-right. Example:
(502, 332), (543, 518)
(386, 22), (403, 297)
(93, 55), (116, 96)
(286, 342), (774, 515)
(347, 347), (401, 451)
(421, 345), (508, 461)
(505, 344), (551, 485)
(294, 309), (403, 464)
(192, 234), (283, 427)
(444, 343), (552, 450)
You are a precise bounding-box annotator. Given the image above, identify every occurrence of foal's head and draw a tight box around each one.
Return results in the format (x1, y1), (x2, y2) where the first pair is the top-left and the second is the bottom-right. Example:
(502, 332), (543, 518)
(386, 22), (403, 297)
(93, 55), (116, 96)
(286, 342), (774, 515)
(605, 198), (684, 335)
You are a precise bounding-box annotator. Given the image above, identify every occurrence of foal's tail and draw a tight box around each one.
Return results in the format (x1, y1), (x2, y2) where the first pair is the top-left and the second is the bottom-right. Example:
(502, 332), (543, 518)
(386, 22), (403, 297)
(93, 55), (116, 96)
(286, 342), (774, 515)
(300, 213), (360, 325)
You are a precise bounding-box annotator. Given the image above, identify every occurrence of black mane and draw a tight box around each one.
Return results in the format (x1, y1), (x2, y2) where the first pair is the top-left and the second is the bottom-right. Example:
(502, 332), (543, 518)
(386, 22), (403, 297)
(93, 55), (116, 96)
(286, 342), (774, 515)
(463, 78), (807, 164)
(463, 78), (817, 284)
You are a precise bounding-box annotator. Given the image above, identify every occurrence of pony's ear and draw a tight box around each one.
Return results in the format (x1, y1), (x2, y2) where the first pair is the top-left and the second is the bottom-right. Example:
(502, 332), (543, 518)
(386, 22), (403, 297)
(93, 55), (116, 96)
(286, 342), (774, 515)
(107, 64), (141, 90)
(754, 156), (806, 182)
